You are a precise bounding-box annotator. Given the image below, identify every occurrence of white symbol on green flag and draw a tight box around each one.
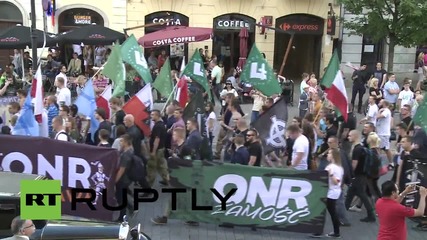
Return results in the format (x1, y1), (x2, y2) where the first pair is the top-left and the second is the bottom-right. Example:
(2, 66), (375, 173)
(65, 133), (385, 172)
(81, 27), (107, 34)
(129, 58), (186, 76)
(121, 34), (153, 84)
(241, 44), (280, 96)
(182, 49), (211, 100)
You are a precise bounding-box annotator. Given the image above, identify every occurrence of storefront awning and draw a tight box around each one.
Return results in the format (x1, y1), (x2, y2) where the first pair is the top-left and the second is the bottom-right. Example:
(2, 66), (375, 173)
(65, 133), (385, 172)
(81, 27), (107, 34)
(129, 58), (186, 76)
(138, 26), (212, 48)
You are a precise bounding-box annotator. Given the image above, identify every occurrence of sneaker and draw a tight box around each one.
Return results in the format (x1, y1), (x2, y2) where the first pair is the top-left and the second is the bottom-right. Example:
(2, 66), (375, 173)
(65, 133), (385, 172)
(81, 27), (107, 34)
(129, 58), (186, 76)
(326, 232), (342, 238)
(349, 205), (362, 212)
(151, 216), (168, 225)
(360, 217), (376, 222)
(388, 163), (395, 170)
(184, 221), (199, 226)
(309, 233), (323, 238)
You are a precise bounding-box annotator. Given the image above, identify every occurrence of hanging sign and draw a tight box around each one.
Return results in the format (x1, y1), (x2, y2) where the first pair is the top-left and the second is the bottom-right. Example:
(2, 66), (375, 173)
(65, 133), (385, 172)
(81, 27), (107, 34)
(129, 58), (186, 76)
(74, 15), (92, 25)
(326, 16), (336, 35)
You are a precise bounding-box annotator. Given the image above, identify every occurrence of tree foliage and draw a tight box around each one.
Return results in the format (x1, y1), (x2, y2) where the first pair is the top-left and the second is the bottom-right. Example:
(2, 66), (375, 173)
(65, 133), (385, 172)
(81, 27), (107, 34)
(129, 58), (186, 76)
(339, 0), (427, 47)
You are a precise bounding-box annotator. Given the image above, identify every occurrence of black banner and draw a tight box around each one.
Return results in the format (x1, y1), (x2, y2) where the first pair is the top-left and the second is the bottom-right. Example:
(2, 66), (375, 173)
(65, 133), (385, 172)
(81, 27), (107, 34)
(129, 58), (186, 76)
(0, 135), (119, 221)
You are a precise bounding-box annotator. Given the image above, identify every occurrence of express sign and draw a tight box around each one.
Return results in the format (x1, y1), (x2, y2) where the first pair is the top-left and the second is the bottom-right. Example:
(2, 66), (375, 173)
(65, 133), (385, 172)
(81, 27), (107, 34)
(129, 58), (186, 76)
(276, 14), (324, 35)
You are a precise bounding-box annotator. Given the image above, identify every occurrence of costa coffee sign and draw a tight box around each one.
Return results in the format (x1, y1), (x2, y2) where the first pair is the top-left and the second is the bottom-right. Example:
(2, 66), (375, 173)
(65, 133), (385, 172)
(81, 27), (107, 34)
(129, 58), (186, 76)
(276, 14), (324, 35)
(145, 11), (189, 32)
(213, 14), (256, 32)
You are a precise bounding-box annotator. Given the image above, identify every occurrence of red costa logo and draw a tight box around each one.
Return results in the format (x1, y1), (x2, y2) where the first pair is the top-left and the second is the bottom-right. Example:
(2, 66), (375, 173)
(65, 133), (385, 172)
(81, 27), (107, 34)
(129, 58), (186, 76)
(280, 23), (319, 32)
(88, 34), (106, 39)
(0, 37), (19, 42)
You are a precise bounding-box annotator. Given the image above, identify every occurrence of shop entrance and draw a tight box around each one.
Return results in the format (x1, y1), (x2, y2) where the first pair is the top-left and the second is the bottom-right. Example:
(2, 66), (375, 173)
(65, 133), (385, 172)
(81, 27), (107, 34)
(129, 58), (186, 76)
(212, 13), (255, 75)
(0, 1), (23, 68)
(144, 11), (189, 71)
(57, 8), (104, 67)
(273, 14), (324, 81)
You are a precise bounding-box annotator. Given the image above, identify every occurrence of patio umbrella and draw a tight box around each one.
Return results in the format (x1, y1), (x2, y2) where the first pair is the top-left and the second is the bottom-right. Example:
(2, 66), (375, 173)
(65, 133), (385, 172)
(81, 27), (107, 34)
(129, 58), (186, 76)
(0, 25), (58, 49)
(57, 24), (126, 45)
(237, 27), (249, 71)
(138, 26), (212, 48)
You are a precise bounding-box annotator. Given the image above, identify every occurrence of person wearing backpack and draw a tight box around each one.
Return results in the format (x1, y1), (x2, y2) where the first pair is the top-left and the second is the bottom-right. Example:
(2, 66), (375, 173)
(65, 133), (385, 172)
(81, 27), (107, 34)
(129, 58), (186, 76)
(52, 116), (71, 142)
(345, 130), (376, 222)
(365, 132), (383, 203)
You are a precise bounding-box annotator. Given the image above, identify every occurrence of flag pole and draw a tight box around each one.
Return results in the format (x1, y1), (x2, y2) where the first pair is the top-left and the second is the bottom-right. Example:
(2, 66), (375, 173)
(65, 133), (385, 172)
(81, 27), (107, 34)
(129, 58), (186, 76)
(313, 100), (328, 124)
(161, 83), (178, 113)
(406, 119), (413, 133)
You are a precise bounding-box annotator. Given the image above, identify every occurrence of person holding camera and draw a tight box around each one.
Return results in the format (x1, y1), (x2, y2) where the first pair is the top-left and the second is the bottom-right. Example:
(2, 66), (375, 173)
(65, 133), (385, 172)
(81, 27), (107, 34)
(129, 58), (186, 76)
(376, 181), (427, 240)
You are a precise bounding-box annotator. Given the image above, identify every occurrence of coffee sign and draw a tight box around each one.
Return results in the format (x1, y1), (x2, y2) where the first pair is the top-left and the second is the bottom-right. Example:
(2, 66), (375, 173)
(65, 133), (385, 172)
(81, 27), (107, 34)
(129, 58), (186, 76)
(213, 14), (256, 32)
(74, 15), (91, 25)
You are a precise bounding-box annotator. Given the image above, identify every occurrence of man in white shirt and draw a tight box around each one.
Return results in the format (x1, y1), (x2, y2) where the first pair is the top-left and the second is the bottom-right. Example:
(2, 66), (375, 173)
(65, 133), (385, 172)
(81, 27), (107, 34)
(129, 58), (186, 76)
(287, 124), (309, 170)
(55, 64), (68, 87)
(55, 77), (71, 106)
(211, 60), (223, 100)
(376, 99), (394, 168)
(3, 216), (36, 240)
(360, 95), (379, 126)
(52, 116), (68, 141)
(397, 79), (414, 109)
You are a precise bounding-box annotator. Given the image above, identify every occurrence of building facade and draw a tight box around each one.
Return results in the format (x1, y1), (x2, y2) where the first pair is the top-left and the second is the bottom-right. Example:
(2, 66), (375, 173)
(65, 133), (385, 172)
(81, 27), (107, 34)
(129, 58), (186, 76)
(340, 8), (417, 76)
(0, 0), (126, 67)
(126, 0), (341, 80)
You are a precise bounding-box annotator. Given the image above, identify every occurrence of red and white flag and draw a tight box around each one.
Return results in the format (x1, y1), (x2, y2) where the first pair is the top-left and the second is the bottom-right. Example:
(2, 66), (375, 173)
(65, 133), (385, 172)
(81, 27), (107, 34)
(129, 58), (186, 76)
(122, 83), (153, 137)
(96, 85), (112, 120)
(30, 66), (43, 123)
(175, 77), (189, 108)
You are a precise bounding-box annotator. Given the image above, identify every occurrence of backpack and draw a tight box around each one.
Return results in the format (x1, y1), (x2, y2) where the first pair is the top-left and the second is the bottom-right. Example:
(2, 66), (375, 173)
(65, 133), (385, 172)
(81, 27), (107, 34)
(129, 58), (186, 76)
(56, 132), (75, 143)
(363, 147), (381, 178)
(127, 154), (147, 183)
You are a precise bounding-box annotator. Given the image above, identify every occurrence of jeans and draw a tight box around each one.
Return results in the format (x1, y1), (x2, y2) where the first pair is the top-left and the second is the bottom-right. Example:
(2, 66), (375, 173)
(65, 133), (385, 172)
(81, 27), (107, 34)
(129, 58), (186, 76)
(351, 84), (366, 111)
(345, 175), (375, 218)
(336, 191), (350, 224)
(251, 111), (260, 125)
(299, 109), (307, 118)
(327, 198), (341, 235)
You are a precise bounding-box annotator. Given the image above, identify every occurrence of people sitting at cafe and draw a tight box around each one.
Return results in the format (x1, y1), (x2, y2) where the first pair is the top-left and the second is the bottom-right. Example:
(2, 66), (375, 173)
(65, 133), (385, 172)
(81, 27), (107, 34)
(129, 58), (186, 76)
(67, 52), (82, 77)
(43, 54), (61, 79)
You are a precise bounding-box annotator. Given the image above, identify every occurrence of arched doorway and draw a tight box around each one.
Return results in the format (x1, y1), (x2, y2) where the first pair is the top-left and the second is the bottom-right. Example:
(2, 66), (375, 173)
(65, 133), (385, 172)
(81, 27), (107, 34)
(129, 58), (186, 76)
(0, 1), (23, 68)
(57, 8), (105, 70)
(144, 11), (189, 71)
(213, 13), (256, 75)
(274, 14), (324, 80)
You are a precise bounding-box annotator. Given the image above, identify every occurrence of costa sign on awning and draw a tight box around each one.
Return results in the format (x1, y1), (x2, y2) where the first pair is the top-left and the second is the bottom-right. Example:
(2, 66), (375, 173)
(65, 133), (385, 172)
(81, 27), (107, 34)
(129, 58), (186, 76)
(138, 26), (212, 48)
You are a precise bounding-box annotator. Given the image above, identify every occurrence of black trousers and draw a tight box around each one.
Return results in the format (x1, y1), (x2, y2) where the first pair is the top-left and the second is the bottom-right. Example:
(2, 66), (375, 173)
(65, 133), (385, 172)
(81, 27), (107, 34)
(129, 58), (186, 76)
(327, 198), (340, 235)
(115, 181), (130, 220)
(351, 84), (366, 111)
(345, 175), (375, 218)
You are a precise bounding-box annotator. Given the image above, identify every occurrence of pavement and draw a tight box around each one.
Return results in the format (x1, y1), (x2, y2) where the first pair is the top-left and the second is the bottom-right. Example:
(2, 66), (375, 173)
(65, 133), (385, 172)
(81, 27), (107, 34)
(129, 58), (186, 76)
(133, 86), (425, 240)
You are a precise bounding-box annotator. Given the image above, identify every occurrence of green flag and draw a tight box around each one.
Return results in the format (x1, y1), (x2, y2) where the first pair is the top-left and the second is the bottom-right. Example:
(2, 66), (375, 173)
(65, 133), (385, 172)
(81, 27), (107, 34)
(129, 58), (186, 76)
(102, 45), (126, 97)
(183, 90), (205, 122)
(153, 57), (173, 98)
(121, 34), (153, 84)
(182, 49), (211, 100)
(240, 44), (280, 96)
(414, 94), (427, 132)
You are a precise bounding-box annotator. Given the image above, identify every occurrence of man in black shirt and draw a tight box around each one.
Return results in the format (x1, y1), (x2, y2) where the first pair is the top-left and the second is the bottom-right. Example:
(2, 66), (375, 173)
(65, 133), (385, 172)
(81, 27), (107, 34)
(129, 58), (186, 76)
(372, 62), (387, 88)
(115, 134), (134, 222)
(124, 114), (144, 158)
(247, 129), (262, 166)
(345, 130), (376, 222)
(351, 63), (370, 113)
(400, 104), (414, 135)
(147, 110), (169, 187)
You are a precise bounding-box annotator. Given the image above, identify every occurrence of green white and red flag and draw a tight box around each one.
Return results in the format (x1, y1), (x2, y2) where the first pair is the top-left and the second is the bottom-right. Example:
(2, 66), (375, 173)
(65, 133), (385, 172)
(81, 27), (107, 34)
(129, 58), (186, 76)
(320, 51), (348, 121)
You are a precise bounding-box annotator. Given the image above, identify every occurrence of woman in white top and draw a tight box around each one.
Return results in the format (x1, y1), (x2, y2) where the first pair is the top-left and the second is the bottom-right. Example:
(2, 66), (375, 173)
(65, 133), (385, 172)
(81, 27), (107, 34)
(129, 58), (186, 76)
(312, 148), (343, 238)
(204, 102), (216, 146)
(219, 81), (238, 114)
